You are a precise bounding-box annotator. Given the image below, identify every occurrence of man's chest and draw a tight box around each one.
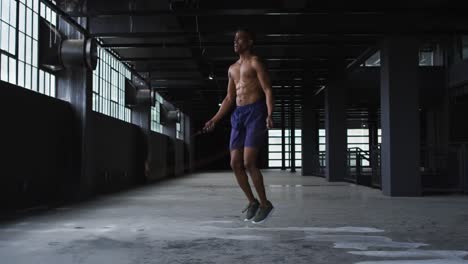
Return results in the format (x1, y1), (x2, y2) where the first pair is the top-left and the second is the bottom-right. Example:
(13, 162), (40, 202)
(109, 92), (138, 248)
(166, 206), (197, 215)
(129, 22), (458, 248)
(231, 63), (256, 82)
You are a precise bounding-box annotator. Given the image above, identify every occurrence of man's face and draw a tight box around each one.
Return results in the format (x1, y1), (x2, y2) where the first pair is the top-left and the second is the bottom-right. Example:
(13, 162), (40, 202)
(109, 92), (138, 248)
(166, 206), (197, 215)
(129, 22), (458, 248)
(234, 31), (252, 54)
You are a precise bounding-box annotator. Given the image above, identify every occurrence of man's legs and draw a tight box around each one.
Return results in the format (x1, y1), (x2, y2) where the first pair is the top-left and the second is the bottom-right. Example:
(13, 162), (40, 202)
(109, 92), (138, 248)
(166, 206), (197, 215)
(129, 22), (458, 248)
(230, 149), (256, 203)
(243, 147), (269, 207)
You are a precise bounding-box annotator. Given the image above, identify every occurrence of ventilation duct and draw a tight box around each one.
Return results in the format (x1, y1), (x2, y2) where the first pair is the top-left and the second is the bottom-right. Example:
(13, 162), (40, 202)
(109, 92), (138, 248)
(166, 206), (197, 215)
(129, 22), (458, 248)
(61, 38), (97, 70)
(125, 79), (155, 108)
(39, 18), (97, 71)
(167, 110), (181, 122)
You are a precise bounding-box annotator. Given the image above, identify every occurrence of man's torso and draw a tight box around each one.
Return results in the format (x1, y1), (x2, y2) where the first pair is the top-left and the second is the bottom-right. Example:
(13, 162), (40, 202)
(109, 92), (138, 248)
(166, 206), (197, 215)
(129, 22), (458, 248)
(229, 56), (264, 106)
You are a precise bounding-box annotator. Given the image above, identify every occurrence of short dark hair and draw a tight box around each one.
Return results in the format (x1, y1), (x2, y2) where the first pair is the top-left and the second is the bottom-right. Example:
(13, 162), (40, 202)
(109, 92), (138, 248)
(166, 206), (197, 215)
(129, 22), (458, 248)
(236, 28), (256, 43)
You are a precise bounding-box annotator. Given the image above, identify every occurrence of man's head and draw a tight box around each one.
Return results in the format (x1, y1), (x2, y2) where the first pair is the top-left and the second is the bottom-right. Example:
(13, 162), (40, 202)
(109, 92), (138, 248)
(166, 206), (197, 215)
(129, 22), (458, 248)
(234, 28), (255, 54)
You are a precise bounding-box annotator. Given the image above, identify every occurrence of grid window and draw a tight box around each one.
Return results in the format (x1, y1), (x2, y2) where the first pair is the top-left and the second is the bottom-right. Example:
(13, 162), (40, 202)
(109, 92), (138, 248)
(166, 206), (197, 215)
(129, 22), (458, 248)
(92, 45), (132, 122)
(0, 0), (57, 96)
(39, 0), (56, 26)
(0, 0), (17, 85)
(419, 51), (434, 66)
(0, 0), (17, 55)
(268, 129), (302, 168)
(319, 129), (326, 166)
(151, 93), (164, 133)
(347, 129), (370, 166)
(176, 112), (184, 140)
(319, 129), (326, 151)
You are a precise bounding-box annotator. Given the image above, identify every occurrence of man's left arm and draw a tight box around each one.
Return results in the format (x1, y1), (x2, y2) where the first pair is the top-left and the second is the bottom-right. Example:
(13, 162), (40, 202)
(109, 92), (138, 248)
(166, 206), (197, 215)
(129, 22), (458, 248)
(252, 58), (274, 128)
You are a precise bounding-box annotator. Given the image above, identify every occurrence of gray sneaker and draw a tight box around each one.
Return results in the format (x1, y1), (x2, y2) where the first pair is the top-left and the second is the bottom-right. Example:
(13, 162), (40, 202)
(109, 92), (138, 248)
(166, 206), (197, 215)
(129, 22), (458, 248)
(242, 199), (260, 221)
(252, 201), (274, 224)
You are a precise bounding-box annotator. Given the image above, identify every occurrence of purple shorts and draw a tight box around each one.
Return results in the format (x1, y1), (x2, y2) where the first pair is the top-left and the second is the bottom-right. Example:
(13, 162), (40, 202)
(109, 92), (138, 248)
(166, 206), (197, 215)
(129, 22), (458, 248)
(230, 99), (268, 150)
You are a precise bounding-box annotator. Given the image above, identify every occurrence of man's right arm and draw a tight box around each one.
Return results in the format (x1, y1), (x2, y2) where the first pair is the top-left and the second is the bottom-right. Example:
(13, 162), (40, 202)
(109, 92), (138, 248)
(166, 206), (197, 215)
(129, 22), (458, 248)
(203, 69), (236, 131)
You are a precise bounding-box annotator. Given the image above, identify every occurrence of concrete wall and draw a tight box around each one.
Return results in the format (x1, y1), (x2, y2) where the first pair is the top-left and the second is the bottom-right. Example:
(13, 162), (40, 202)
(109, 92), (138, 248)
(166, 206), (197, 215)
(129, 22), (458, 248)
(347, 67), (445, 109)
(148, 132), (170, 180)
(87, 112), (147, 193)
(449, 60), (468, 88)
(0, 82), (75, 212)
(0, 83), (192, 215)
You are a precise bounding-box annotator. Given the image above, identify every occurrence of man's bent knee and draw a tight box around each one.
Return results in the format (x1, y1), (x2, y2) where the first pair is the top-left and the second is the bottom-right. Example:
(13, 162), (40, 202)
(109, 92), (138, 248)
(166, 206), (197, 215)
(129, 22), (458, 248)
(231, 159), (244, 171)
(243, 160), (258, 173)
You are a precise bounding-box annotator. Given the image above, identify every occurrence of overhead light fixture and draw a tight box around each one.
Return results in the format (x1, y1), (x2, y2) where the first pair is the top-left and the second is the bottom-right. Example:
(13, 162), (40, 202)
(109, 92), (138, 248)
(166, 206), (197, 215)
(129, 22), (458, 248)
(208, 72), (214, 80)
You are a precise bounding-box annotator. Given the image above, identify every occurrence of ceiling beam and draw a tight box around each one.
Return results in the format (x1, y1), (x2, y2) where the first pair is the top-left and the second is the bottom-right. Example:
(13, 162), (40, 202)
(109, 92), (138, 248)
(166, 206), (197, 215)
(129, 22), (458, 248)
(122, 56), (355, 62)
(146, 67), (328, 74)
(91, 31), (380, 39)
(68, 8), (464, 17)
(102, 42), (373, 49)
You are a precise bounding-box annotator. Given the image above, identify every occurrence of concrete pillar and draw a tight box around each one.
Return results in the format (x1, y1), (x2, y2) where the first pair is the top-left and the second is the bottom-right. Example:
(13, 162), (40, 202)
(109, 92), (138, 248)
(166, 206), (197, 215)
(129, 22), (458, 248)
(130, 84), (151, 182)
(56, 18), (94, 200)
(325, 53), (347, 182)
(380, 36), (421, 196)
(290, 86), (296, 173)
(302, 91), (320, 176)
(281, 98), (286, 170)
(368, 107), (379, 155)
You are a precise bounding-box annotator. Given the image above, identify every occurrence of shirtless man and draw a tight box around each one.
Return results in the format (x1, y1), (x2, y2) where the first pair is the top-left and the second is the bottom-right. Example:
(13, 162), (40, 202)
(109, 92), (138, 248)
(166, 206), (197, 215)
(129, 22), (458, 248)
(203, 29), (274, 223)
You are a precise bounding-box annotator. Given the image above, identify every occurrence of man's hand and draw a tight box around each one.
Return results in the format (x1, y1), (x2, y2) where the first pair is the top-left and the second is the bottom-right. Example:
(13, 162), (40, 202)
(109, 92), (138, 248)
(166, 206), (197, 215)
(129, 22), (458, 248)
(203, 119), (216, 133)
(266, 116), (274, 129)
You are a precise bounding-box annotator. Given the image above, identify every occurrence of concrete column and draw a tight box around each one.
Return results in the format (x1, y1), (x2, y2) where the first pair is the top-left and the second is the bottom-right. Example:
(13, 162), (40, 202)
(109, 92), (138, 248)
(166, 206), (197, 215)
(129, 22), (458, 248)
(56, 18), (94, 200)
(302, 91), (320, 176)
(325, 53), (347, 182)
(281, 98), (286, 170)
(130, 84), (151, 182)
(290, 86), (296, 172)
(380, 36), (421, 196)
(368, 108), (379, 155)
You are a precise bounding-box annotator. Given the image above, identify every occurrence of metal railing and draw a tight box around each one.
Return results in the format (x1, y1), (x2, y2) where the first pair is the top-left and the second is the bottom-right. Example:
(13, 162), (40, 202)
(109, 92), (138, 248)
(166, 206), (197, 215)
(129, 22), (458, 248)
(370, 145), (381, 188)
(315, 143), (468, 194)
(365, 143), (468, 193)
(346, 147), (373, 186)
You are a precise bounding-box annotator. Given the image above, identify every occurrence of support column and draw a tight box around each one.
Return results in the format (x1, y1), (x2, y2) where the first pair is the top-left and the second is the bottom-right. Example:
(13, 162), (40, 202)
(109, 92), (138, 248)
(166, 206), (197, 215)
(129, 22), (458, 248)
(368, 107), (379, 156)
(302, 89), (320, 175)
(56, 19), (93, 200)
(281, 98), (286, 170)
(290, 86), (296, 173)
(130, 83), (151, 182)
(325, 51), (347, 182)
(380, 36), (421, 196)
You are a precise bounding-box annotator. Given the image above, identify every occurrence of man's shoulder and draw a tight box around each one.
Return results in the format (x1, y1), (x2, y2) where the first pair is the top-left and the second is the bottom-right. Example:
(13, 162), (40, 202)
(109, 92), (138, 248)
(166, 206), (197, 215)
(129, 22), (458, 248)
(229, 61), (240, 70)
(250, 56), (265, 68)
(250, 55), (264, 64)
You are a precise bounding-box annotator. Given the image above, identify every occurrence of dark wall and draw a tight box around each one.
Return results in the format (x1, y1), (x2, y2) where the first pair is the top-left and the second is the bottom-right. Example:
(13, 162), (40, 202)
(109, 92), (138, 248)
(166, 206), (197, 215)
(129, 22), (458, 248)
(87, 112), (191, 190)
(0, 82), (75, 212)
(346, 67), (380, 108)
(148, 132), (170, 180)
(87, 112), (146, 193)
(193, 118), (231, 171)
(449, 60), (468, 142)
(175, 139), (185, 176)
(450, 96), (468, 142)
(449, 59), (468, 88)
(346, 67), (445, 109)
(1, 82), (192, 214)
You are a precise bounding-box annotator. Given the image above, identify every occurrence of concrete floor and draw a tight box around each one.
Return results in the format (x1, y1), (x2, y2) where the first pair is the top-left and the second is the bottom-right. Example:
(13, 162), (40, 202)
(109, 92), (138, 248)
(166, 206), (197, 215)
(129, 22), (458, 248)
(1, 170), (468, 264)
